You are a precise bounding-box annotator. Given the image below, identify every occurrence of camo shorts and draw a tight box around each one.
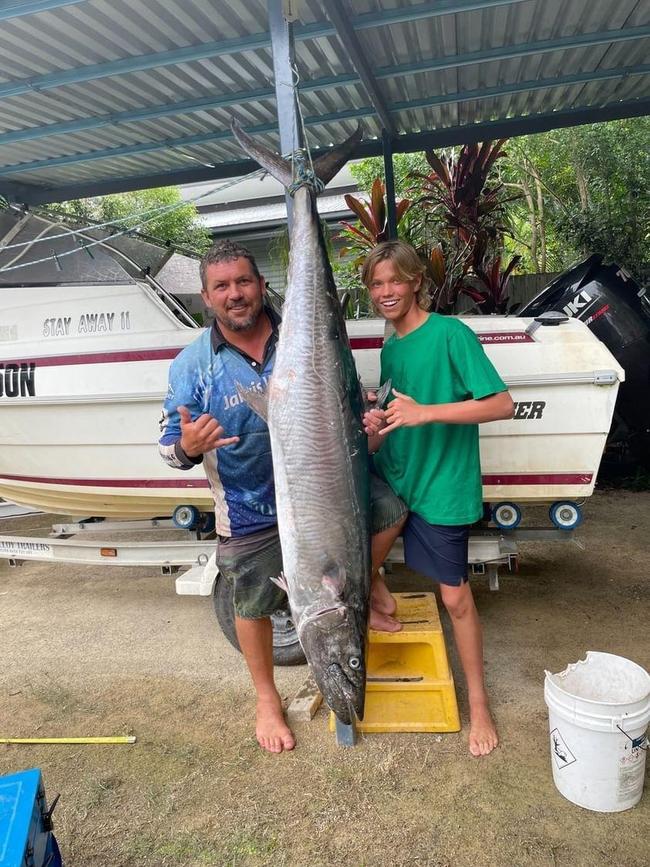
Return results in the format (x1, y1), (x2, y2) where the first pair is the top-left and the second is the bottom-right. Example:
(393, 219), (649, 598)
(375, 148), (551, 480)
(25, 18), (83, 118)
(217, 474), (407, 619)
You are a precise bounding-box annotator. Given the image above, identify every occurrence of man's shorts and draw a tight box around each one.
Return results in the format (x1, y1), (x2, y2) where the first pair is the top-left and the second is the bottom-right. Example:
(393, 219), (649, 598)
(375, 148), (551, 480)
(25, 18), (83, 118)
(403, 512), (470, 587)
(216, 474), (407, 619)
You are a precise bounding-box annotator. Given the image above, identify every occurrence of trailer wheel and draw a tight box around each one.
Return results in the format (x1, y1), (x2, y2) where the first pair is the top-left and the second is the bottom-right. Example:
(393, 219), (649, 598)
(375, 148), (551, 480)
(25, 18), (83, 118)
(212, 576), (306, 667)
(172, 504), (200, 530)
(549, 501), (582, 530)
(491, 501), (522, 530)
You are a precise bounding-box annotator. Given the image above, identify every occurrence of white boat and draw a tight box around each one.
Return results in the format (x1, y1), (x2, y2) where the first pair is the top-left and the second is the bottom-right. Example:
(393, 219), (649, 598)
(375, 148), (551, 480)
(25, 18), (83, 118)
(0, 218), (624, 523)
(0, 283), (624, 522)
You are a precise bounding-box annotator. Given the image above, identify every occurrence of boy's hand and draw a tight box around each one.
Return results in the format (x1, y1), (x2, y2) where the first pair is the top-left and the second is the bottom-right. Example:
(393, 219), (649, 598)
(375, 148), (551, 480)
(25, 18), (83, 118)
(380, 389), (426, 434)
(178, 405), (240, 457)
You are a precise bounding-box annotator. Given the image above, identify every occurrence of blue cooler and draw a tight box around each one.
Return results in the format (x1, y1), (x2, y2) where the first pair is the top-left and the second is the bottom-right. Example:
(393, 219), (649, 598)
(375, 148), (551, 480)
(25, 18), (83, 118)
(0, 768), (62, 867)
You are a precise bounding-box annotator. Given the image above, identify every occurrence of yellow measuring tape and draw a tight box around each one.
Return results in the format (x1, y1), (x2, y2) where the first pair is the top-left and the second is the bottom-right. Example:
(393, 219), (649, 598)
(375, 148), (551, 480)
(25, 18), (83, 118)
(0, 736), (136, 744)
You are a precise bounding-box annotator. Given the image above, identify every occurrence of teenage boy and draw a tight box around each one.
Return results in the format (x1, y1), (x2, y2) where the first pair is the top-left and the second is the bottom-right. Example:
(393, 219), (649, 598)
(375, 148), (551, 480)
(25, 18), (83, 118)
(362, 240), (514, 757)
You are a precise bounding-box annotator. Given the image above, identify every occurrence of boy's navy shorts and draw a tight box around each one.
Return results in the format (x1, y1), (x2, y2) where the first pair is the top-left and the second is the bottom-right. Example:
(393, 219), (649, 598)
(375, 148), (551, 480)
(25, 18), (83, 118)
(403, 512), (470, 587)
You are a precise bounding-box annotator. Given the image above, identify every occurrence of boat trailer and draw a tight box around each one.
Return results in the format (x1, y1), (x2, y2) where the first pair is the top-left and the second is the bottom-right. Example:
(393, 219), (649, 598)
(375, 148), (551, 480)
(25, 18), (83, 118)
(0, 514), (578, 594)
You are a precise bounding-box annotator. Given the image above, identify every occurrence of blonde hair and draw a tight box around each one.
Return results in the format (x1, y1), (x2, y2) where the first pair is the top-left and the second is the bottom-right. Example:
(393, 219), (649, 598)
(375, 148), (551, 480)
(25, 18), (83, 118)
(361, 240), (432, 311)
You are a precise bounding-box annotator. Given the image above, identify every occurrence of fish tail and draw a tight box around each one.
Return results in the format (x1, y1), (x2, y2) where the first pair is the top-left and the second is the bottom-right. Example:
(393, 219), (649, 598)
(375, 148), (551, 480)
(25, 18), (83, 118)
(311, 124), (363, 186)
(231, 121), (294, 187)
(231, 121), (363, 190)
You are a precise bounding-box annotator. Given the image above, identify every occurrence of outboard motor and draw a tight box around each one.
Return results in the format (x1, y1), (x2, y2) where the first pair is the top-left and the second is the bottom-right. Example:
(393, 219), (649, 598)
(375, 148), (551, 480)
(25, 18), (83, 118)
(520, 255), (650, 462)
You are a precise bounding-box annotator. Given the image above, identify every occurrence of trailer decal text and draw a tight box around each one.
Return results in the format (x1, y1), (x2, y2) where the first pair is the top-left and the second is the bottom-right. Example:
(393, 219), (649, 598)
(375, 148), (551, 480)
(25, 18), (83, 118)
(0, 540), (50, 553)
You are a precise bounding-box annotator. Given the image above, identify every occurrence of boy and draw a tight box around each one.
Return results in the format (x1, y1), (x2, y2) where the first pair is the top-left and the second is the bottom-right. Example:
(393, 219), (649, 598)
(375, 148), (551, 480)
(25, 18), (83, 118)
(362, 240), (514, 756)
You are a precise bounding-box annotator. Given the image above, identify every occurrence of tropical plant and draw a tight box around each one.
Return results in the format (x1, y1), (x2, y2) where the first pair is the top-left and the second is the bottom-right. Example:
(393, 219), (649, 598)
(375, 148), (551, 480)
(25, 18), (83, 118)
(410, 140), (519, 310)
(427, 242), (473, 313)
(413, 140), (514, 248)
(461, 253), (522, 314)
(338, 178), (411, 265)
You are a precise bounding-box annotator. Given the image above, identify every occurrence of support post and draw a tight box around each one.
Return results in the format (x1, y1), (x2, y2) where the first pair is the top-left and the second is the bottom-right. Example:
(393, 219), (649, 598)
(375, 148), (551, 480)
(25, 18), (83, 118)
(335, 715), (358, 747)
(382, 130), (398, 239)
(268, 0), (302, 231)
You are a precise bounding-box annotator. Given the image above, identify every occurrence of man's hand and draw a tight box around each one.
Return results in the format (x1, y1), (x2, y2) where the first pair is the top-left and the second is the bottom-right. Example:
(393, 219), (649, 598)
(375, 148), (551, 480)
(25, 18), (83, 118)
(363, 407), (387, 436)
(380, 389), (426, 435)
(178, 405), (239, 457)
(362, 389), (386, 436)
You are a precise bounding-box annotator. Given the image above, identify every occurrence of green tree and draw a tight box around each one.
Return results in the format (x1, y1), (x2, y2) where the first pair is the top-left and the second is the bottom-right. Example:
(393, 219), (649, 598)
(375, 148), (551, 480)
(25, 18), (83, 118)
(43, 187), (212, 254)
(504, 118), (650, 278)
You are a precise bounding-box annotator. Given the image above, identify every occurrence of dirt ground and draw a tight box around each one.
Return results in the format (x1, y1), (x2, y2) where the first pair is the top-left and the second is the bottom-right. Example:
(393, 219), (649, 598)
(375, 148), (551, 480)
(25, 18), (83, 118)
(0, 489), (648, 867)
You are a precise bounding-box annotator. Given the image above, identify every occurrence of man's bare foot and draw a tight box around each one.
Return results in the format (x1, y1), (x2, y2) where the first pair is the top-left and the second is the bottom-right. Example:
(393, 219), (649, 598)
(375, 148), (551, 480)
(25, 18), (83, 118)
(256, 696), (295, 754)
(468, 702), (498, 756)
(371, 568), (397, 615)
(369, 607), (402, 632)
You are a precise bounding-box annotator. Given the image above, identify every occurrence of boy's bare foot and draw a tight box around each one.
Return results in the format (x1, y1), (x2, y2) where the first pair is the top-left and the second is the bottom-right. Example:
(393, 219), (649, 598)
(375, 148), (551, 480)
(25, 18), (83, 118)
(369, 607), (402, 632)
(371, 568), (397, 615)
(256, 696), (295, 754)
(468, 702), (498, 756)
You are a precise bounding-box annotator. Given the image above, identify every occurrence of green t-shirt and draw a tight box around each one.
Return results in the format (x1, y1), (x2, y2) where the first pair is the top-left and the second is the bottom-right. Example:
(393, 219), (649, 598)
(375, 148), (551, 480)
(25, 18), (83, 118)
(374, 313), (507, 525)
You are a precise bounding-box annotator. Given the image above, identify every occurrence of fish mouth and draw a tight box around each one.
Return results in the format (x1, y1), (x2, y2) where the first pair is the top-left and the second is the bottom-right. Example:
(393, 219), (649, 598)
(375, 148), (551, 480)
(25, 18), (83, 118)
(320, 661), (365, 724)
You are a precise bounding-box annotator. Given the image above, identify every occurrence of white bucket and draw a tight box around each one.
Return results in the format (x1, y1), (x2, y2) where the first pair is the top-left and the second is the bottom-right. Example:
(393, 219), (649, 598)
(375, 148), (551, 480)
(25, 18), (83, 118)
(544, 651), (650, 812)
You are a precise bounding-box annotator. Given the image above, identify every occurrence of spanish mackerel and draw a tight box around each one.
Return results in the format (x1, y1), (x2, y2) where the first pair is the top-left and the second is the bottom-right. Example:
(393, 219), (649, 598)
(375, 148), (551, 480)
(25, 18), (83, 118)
(232, 122), (370, 723)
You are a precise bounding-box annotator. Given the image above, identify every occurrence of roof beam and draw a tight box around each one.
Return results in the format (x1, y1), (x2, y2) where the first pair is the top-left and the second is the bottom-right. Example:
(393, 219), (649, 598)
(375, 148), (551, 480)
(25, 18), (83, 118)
(1, 24), (647, 147)
(324, 0), (396, 135)
(0, 0), (528, 99)
(396, 63), (650, 111)
(3, 97), (649, 205)
(0, 0), (85, 21)
(2, 63), (648, 177)
(378, 25), (650, 80)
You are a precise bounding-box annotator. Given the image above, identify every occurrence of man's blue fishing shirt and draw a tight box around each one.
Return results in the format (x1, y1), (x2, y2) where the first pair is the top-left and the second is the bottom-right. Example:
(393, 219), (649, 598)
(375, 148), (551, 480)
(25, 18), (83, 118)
(159, 307), (279, 538)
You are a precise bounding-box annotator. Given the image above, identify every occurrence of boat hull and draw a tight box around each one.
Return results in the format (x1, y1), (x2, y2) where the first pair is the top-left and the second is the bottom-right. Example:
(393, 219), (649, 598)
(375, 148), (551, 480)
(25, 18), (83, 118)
(0, 284), (624, 517)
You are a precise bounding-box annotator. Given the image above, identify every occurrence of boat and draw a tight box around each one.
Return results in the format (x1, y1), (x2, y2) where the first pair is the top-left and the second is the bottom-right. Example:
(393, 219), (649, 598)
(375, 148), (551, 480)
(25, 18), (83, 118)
(0, 215), (625, 524)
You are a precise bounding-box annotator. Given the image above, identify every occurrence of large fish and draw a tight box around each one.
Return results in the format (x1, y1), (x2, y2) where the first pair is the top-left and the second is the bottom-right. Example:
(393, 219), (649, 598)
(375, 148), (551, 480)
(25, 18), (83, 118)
(232, 121), (370, 724)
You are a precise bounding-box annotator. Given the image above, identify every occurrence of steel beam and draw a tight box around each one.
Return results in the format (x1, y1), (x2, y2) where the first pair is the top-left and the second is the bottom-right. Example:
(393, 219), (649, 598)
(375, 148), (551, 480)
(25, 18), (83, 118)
(377, 26), (650, 80)
(2, 64), (647, 177)
(267, 0), (300, 229)
(0, 0), (85, 20)
(1, 27), (646, 147)
(5, 98), (648, 206)
(382, 131), (398, 239)
(326, 0), (396, 135)
(0, 1), (532, 99)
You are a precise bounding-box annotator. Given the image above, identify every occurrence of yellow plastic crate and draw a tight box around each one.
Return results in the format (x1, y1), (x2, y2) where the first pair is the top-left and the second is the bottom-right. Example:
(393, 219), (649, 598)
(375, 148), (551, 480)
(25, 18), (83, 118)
(330, 592), (460, 734)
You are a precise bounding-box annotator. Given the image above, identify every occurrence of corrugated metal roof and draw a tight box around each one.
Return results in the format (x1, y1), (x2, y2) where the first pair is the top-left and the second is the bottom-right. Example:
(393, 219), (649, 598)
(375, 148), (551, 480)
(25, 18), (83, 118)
(0, 0), (648, 204)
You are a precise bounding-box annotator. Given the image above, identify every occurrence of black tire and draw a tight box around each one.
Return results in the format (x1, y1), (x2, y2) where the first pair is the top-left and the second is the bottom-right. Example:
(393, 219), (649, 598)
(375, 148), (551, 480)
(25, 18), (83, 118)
(212, 575), (306, 667)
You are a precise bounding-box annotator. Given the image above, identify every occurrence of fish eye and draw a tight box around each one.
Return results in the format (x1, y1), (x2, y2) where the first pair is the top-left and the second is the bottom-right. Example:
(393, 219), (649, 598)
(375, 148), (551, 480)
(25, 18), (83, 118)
(349, 656), (361, 670)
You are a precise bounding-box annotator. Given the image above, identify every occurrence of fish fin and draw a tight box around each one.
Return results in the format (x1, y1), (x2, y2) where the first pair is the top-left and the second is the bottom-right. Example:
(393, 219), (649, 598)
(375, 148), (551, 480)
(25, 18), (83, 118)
(311, 124), (364, 186)
(235, 380), (269, 421)
(374, 378), (393, 410)
(231, 121), (293, 187)
(322, 562), (346, 599)
(270, 572), (289, 593)
(231, 121), (363, 190)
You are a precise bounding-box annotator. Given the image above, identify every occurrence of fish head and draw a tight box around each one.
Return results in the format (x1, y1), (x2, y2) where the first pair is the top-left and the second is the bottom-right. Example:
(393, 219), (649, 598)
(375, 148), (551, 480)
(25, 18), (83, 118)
(300, 602), (366, 725)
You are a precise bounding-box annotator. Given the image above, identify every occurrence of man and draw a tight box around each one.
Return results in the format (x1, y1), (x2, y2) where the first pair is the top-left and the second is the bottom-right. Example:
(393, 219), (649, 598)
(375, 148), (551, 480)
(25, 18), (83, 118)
(361, 240), (515, 757)
(159, 240), (406, 754)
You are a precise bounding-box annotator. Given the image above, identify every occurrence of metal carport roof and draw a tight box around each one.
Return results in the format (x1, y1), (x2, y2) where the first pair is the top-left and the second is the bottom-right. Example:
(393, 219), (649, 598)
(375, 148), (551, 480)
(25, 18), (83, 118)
(0, 0), (648, 205)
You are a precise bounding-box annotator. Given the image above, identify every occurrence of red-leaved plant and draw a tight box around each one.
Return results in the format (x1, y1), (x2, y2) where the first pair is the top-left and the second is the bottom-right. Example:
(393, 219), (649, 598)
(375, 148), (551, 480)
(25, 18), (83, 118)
(338, 178), (411, 265)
